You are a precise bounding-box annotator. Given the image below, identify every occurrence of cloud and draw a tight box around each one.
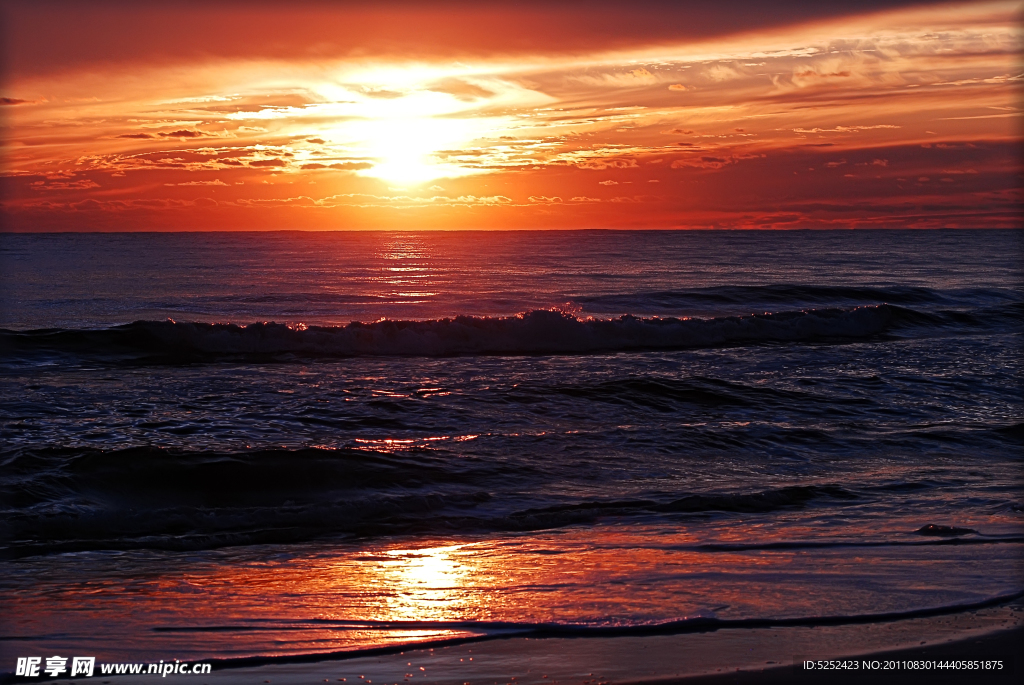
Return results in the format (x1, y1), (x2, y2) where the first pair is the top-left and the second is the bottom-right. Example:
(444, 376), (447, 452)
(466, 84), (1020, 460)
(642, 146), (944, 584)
(573, 67), (658, 87)
(794, 69), (851, 79)
(236, 196), (318, 207)
(359, 88), (405, 99)
(0, 97), (30, 105)
(158, 129), (213, 138)
(670, 156), (734, 169)
(329, 162), (373, 170)
(932, 74), (1024, 88)
(308, 193), (513, 208)
(598, 180), (619, 185)
(30, 179), (101, 191)
(167, 179), (228, 186)
(935, 112), (1023, 121)
(225, 104), (320, 120)
(428, 78), (496, 101)
(51, 197), (201, 212)
(793, 125), (900, 133)
(7, 1), (963, 84)
(298, 161), (372, 171)
(3, 2), (1018, 231)
(668, 84), (688, 91)
(71, 199), (103, 211)
(703, 64), (741, 82)
(529, 196), (563, 203)
(576, 158), (638, 170)
(193, 197), (218, 207)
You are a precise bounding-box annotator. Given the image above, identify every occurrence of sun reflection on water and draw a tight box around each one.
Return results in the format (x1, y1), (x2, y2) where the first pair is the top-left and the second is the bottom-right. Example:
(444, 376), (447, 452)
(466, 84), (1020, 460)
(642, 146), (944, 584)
(377, 545), (474, 622)
(6, 520), (1017, 663)
(372, 234), (440, 303)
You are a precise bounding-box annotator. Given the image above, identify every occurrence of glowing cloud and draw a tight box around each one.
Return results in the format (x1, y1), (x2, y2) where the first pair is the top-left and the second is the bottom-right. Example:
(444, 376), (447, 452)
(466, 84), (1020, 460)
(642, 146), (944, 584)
(1, 1), (1020, 230)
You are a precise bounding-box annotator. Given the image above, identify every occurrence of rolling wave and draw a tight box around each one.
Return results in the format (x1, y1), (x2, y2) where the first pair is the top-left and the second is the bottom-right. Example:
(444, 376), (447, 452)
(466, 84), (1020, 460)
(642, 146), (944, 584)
(0, 445), (876, 558)
(8, 443), (1012, 559)
(1, 305), (906, 360)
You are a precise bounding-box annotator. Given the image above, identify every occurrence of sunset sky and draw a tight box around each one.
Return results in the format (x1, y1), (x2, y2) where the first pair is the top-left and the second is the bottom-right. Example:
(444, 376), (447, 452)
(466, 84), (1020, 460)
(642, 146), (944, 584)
(1, 0), (1021, 230)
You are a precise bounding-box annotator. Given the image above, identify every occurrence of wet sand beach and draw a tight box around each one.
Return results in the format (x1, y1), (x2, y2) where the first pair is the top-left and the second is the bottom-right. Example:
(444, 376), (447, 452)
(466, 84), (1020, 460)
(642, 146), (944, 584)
(29, 601), (1018, 685)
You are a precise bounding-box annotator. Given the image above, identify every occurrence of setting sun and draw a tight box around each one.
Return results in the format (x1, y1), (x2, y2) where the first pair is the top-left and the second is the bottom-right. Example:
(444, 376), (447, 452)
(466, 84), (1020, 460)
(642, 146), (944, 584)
(350, 113), (489, 186)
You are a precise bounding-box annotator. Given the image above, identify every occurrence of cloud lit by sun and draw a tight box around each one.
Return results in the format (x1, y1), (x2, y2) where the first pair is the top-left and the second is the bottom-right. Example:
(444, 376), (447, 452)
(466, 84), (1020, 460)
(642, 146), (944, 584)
(1, 0), (1021, 230)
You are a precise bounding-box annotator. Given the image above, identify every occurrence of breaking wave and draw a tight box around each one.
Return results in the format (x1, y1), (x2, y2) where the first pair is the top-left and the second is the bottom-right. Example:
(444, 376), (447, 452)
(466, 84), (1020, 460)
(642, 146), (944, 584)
(1, 305), (906, 360)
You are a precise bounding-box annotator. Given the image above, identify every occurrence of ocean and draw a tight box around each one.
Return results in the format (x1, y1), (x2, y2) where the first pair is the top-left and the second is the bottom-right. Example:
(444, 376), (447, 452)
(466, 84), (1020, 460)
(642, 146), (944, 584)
(1, 230), (1021, 675)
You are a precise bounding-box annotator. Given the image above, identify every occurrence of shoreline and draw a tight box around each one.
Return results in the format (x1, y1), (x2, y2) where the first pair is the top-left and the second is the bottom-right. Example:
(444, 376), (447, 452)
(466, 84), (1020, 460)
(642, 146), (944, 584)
(22, 601), (1021, 685)
(626, 625), (1022, 684)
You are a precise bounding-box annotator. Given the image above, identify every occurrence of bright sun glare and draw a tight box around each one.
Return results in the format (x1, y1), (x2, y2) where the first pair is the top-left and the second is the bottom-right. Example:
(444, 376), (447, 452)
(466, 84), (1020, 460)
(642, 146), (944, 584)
(325, 85), (499, 186)
(351, 116), (482, 186)
(306, 65), (555, 186)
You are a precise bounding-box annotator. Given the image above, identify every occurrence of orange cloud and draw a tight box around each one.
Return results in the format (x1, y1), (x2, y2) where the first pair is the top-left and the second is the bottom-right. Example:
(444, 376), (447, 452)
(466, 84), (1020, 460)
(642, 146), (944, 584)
(1, 1), (1020, 231)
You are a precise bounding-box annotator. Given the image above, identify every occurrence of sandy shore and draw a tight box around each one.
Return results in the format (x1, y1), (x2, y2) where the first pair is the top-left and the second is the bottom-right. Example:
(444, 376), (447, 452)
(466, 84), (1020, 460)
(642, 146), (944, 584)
(27, 602), (1023, 685)
(626, 625), (1022, 684)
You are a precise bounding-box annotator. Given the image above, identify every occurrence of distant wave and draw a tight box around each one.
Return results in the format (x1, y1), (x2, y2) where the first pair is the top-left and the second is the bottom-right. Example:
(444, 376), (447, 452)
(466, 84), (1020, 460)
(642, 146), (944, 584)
(0, 305), (907, 360)
(577, 284), (1020, 310)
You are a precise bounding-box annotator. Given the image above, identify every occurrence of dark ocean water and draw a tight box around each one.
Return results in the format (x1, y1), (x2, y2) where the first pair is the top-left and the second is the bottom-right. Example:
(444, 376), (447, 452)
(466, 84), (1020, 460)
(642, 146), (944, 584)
(1, 230), (1022, 666)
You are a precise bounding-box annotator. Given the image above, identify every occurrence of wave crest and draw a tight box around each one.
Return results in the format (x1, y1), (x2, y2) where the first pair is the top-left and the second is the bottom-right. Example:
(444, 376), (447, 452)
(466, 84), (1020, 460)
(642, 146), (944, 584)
(1, 305), (899, 359)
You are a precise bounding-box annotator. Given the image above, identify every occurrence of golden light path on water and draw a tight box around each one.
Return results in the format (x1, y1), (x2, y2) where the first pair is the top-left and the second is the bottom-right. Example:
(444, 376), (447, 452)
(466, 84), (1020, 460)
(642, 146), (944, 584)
(5, 515), (1020, 662)
(374, 235), (439, 303)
